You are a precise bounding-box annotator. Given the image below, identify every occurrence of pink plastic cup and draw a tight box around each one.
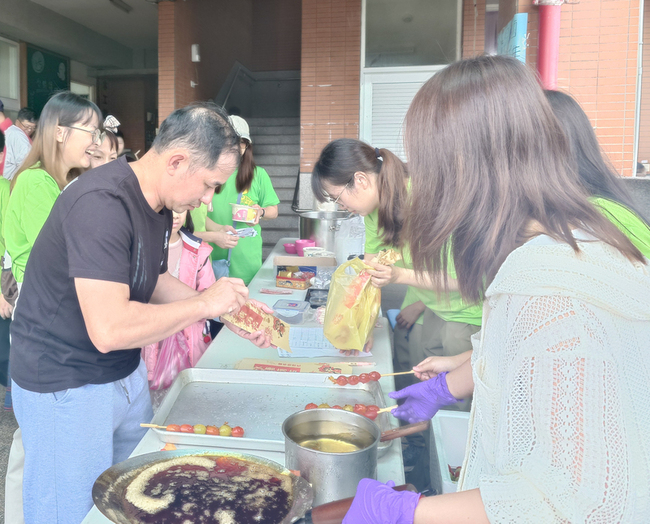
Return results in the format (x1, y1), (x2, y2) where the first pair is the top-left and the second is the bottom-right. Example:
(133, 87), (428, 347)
(284, 243), (297, 254)
(295, 239), (316, 256)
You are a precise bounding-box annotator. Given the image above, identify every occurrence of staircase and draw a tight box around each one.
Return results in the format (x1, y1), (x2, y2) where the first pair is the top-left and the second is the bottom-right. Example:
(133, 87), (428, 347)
(248, 117), (301, 258)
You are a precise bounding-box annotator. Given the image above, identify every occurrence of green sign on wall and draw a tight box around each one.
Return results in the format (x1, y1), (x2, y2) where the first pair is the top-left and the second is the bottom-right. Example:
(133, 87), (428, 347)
(26, 45), (70, 116)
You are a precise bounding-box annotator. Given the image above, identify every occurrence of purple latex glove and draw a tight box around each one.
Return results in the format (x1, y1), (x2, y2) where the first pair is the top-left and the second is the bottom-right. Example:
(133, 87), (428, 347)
(342, 479), (421, 524)
(389, 371), (458, 423)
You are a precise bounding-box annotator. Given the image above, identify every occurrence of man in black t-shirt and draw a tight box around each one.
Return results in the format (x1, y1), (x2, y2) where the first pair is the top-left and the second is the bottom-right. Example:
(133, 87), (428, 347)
(9, 103), (274, 524)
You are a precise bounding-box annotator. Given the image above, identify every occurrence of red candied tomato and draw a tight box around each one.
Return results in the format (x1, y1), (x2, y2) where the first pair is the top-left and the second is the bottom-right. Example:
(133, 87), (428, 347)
(206, 425), (219, 435)
(364, 410), (378, 420)
(231, 426), (245, 438)
(353, 404), (367, 415)
(336, 376), (348, 386)
(332, 405), (343, 409)
(369, 371), (381, 382)
(366, 405), (379, 413)
(305, 403), (319, 410)
(347, 375), (360, 385)
(166, 424), (181, 432)
(180, 424), (194, 433)
(358, 373), (370, 384)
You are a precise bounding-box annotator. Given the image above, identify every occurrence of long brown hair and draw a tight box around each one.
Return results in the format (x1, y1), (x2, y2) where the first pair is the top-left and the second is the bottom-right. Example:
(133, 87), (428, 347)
(311, 138), (409, 247)
(12, 91), (101, 191)
(235, 139), (256, 193)
(403, 55), (645, 303)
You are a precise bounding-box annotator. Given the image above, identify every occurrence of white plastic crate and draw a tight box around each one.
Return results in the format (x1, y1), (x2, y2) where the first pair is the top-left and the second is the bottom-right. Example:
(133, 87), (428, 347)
(430, 410), (470, 494)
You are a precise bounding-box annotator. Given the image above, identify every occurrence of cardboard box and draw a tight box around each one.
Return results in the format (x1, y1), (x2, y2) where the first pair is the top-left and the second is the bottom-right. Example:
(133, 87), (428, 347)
(273, 256), (337, 267)
(431, 411), (470, 494)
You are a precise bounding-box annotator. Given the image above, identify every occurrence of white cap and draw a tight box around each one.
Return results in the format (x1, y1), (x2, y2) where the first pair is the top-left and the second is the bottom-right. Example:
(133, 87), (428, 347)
(229, 115), (252, 144)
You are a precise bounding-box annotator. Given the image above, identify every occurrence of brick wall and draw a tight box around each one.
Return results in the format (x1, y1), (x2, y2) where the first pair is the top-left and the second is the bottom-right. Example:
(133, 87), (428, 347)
(157, 0), (254, 121)
(158, 1), (175, 122)
(509, 0), (641, 176)
(97, 75), (157, 156)
(638, 0), (650, 164)
(300, 0), (361, 171)
(462, 0), (486, 58)
(252, 0), (302, 72)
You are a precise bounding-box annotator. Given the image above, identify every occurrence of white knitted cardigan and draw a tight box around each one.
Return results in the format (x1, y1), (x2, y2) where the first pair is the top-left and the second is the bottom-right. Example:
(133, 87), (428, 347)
(457, 236), (650, 523)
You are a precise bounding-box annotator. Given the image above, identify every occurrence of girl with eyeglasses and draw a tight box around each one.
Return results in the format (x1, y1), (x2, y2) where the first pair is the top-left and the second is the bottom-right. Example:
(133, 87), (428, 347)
(1, 93), (101, 506)
(311, 139), (482, 366)
(5, 91), (102, 285)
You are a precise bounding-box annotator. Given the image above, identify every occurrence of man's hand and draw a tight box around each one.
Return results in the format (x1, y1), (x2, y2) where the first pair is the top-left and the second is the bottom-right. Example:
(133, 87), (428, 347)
(396, 301), (426, 330)
(223, 299), (276, 348)
(0, 295), (13, 320)
(200, 277), (249, 318)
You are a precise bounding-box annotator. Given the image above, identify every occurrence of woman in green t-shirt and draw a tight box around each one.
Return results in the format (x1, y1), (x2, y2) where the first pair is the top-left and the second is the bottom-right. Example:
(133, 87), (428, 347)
(311, 138), (482, 368)
(546, 90), (650, 258)
(203, 116), (280, 286)
(5, 92), (102, 285)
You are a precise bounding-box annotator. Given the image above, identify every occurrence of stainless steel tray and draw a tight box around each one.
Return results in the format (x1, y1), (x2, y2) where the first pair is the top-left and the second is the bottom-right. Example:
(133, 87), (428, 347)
(150, 368), (394, 456)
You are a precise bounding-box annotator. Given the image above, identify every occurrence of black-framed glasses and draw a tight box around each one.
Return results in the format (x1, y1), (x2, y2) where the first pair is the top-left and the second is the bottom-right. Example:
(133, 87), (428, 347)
(328, 180), (352, 204)
(67, 126), (104, 145)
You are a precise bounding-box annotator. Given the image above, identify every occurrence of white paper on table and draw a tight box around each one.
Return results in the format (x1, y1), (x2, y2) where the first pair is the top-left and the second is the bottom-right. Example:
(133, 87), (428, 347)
(277, 347), (374, 358)
(279, 327), (374, 358)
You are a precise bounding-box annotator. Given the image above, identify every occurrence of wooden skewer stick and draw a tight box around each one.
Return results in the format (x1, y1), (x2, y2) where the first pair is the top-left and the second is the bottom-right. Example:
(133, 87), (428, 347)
(141, 423), (167, 429)
(377, 405), (398, 414)
(381, 370), (416, 377)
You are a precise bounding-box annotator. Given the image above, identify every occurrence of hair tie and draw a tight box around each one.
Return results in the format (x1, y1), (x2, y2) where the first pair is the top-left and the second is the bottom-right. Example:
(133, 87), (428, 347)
(103, 115), (120, 134)
(374, 147), (383, 161)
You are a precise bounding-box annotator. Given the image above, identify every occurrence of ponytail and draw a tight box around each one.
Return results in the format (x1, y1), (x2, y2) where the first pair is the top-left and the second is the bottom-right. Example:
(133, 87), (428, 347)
(311, 138), (409, 247)
(236, 139), (256, 193)
(375, 147), (408, 247)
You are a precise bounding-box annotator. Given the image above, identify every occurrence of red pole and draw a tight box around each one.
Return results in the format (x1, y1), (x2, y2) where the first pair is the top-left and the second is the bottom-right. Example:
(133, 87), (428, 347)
(537, 3), (563, 90)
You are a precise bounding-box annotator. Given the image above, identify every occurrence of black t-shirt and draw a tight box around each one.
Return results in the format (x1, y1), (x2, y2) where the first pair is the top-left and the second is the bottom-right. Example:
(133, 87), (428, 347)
(10, 157), (172, 393)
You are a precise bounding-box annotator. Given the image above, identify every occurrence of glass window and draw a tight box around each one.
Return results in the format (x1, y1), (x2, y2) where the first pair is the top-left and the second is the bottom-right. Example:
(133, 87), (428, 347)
(365, 0), (461, 68)
(0, 37), (19, 101)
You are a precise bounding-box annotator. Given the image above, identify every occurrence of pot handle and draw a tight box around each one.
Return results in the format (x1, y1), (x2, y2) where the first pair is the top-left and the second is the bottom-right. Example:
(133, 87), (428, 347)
(379, 420), (430, 442)
(308, 484), (418, 524)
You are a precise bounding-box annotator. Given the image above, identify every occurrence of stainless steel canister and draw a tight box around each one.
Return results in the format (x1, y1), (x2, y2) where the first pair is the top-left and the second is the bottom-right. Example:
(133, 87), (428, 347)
(282, 408), (380, 507)
(298, 211), (352, 253)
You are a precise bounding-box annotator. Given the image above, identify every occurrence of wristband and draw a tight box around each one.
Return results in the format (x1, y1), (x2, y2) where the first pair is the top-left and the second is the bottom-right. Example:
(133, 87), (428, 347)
(260, 208), (266, 218)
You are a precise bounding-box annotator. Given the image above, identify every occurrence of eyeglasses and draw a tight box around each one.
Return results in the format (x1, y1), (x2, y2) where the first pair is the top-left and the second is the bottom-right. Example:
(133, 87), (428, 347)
(328, 180), (352, 205)
(67, 126), (104, 145)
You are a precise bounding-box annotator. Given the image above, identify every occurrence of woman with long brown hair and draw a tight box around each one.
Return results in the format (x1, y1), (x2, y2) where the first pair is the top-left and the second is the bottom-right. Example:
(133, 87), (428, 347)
(343, 55), (650, 523)
(204, 115), (279, 285)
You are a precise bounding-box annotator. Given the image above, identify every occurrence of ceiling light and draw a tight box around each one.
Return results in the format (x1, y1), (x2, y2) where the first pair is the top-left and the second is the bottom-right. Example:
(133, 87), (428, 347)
(109, 0), (133, 13)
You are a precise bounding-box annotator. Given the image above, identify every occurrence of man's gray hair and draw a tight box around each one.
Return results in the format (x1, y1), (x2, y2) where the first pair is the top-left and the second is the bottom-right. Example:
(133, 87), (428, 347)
(152, 102), (240, 170)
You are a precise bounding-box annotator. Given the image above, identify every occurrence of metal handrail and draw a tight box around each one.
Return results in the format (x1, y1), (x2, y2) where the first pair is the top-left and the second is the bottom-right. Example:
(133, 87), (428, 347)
(221, 62), (256, 109)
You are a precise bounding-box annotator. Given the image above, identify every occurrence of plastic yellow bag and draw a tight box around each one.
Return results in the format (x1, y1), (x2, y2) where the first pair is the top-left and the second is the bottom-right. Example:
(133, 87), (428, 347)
(324, 257), (381, 351)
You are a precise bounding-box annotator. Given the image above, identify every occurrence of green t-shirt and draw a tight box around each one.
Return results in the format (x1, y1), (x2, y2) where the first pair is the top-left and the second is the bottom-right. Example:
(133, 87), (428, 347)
(208, 166), (280, 285)
(364, 209), (483, 326)
(0, 178), (10, 257)
(364, 209), (424, 325)
(4, 165), (61, 282)
(190, 204), (208, 232)
(591, 197), (650, 259)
